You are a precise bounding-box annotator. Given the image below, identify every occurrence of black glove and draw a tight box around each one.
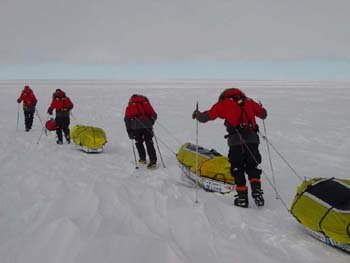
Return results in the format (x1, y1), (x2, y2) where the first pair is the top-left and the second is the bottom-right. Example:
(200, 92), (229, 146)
(192, 110), (200, 120)
(17, 99), (21, 103)
(127, 130), (135, 140)
(47, 108), (53, 115)
(261, 108), (268, 120)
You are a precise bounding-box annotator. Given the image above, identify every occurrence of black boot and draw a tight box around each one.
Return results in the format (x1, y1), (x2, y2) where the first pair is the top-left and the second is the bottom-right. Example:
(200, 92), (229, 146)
(234, 191), (248, 208)
(250, 181), (264, 207)
(147, 161), (157, 169)
(252, 189), (264, 207)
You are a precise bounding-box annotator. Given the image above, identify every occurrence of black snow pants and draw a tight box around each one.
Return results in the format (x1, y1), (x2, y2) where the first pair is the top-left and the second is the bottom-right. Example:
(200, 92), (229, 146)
(228, 143), (262, 192)
(24, 108), (35, 130)
(55, 116), (70, 142)
(134, 128), (157, 163)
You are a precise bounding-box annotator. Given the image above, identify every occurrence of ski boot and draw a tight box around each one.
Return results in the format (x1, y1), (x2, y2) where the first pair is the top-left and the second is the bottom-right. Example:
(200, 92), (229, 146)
(234, 191), (249, 208)
(252, 189), (264, 207)
(56, 140), (63, 145)
(65, 136), (71, 144)
(147, 161), (157, 170)
(139, 159), (147, 164)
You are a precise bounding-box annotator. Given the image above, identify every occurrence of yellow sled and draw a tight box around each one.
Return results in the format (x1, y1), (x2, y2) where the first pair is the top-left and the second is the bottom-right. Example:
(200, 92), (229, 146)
(177, 142), (234, 193)
(290, 177), (350, 253)
(70, 125), (107, 153)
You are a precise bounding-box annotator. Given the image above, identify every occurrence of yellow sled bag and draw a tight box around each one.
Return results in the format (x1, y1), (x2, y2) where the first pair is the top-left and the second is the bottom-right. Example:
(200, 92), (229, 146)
(177, 143), (234, 193)
(290, 177), (350, 252)
(70, 125), (107, 153)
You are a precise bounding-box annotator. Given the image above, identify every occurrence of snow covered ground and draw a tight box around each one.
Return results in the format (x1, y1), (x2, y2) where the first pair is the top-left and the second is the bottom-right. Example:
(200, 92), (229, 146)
(0, 80), (349, 263)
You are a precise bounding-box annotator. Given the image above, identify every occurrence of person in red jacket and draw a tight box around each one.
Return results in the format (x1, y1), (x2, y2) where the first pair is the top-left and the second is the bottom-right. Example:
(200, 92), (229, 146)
(124, 94), (158, 169)
(47, 89), (74, 144)
(17, 85), (37, 132)
(192, 88), (267, 208)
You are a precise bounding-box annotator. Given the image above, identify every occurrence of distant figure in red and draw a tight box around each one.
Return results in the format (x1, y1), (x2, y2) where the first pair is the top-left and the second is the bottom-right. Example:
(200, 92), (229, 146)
(192, 88), (267, 208)
(17, 85), (37, 132)
(47, 89), (74, 145)
(124, 94), (158, 169)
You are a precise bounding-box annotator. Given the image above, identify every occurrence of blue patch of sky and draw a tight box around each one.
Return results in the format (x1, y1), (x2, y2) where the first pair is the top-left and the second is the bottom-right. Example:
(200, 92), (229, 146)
(0, 60), (349, 80)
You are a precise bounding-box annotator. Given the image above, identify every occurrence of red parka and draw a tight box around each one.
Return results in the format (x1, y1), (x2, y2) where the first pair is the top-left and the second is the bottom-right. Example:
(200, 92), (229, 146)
(48, 89), (73, 117)
(204, 96), (265, 127)
(17, 85), (37, 110)
(124, 95), (157, 131)
(196, 88), (267, 146)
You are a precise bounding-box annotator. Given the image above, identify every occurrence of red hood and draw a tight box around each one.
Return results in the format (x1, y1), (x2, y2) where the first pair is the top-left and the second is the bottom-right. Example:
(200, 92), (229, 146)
(129, 95), (147, 104)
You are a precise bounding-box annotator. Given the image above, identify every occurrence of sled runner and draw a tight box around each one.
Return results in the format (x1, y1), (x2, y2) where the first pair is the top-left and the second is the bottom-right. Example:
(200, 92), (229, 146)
(290, 177), (350, 253)
(70, 125), (107, 153)
(177, 142), (235, 194)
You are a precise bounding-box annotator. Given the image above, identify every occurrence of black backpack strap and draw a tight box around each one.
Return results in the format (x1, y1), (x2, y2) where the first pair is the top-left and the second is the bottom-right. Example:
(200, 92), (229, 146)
(234, 98), (254, 130)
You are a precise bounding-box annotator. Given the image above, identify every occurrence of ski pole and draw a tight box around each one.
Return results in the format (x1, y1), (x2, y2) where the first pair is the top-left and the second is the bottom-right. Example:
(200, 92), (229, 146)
(134, 117), (177, 157)
(259, 100), (277, 199)
(262, 118), (278, 199)
(37, 125), (46, 144)
(16, 103), (20, 131)
(37, 115), (50, 144)
(132, 140), (139, 169)
(236, 127), (289, 212)
(153, 129), (166, 168)
(259, 134), (304, 182)
(195, 101), (199, 203)
(70, 111), (78, 123)
(35, 108), (44, 129)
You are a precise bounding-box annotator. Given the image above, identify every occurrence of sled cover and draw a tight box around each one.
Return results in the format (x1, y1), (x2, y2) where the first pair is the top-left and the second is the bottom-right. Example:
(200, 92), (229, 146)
(70, 125), (107, 151)
(290, 178), (350, 245)
(176, 142), (234, 184)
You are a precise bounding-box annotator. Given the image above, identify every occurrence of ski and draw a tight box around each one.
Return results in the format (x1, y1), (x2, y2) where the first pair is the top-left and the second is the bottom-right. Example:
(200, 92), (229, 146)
(179, 163), (234, 194)
(305, 227), (350, 253)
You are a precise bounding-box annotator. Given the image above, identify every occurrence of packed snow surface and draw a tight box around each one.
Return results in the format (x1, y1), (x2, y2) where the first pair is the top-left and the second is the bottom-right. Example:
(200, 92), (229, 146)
(0, 80), (349, 263)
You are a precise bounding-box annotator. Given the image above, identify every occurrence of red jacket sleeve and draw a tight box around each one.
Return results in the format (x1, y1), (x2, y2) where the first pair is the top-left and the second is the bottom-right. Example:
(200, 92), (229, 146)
(206, 101), (226, 120)
(48, 99), (56, 111)
(65, 98), (74, 110)
(32, 93), (37, 104)
(197, 101), (227, 123)
(144, 102), (157, 121)
(124, 104), (132, 119)
(249, 99), (267, 119)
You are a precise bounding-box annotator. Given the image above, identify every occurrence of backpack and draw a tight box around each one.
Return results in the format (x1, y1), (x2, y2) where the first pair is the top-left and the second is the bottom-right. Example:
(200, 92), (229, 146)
(220, 88), (257, 131)
(128, 95), (154, 120)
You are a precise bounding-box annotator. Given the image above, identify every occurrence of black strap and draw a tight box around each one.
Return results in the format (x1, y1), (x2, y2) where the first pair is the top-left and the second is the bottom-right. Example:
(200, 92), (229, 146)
(318, 207), (333, 235)
(239, 103), (254, 128)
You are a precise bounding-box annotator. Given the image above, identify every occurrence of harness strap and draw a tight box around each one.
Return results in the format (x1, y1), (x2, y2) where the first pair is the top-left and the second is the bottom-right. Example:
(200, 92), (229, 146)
(237, 99), (255, 130)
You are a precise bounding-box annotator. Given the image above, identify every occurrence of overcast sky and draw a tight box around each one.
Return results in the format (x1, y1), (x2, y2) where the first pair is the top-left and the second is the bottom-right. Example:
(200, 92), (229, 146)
(1, 0), (350, 79)
(1, 0), (350, 64)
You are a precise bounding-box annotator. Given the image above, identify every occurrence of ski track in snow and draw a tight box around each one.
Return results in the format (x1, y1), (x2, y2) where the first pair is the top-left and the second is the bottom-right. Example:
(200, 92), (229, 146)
(0, 80), (349, 263)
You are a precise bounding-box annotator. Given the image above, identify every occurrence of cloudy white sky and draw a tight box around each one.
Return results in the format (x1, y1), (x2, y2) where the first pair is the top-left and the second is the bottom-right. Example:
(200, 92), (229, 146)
(1, 0), (350, 79)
